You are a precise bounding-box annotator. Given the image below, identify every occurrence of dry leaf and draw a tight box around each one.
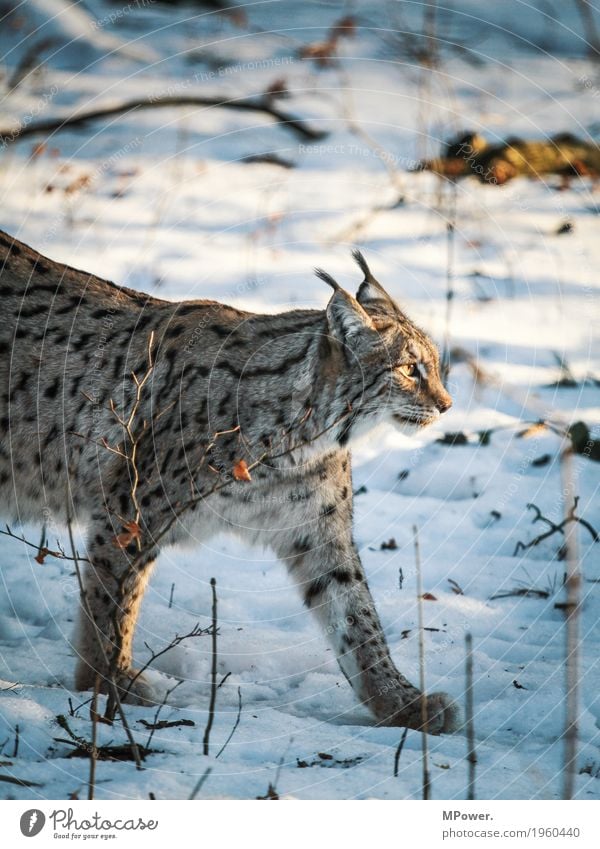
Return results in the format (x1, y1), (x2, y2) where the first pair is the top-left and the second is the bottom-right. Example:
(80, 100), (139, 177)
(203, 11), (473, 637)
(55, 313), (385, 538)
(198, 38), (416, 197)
(232, 459), (252, 482)
(421, 592), (438, 601)
(517, 422), (547, 439)
(298, 39), (337, 66)
(64, 174), (91, 195)
(34, 546), (61, 564)
(113, 520), (141, 549)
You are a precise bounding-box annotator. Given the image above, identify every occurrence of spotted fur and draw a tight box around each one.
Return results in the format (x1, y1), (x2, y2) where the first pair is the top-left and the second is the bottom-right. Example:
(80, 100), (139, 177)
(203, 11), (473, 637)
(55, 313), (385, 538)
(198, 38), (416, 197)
(0, 229), (457, 732)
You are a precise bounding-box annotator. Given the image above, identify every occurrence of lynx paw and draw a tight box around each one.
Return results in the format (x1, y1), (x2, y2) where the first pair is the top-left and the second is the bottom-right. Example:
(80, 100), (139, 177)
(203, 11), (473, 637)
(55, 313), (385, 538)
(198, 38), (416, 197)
(113, 670), (158, 706)
(75, 663), (158, 706)
(425, 691), (461, 735)
(375, 690), (460, 734)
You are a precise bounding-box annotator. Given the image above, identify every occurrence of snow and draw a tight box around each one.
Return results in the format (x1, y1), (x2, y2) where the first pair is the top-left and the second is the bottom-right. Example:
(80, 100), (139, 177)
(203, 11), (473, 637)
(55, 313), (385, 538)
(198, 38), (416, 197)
(0, 0), (599, 800)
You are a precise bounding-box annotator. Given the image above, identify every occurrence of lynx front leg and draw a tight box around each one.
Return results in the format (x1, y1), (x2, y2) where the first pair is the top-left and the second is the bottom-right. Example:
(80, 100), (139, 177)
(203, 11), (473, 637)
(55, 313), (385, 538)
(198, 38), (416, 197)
(281, 535), (457, 732)
(74, 523), (158, 705)
(274, 459), (459, 733)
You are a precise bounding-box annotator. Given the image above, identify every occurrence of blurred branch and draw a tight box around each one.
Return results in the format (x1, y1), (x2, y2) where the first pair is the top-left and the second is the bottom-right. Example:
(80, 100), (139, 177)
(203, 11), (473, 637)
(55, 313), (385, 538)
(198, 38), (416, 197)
(0, 95), (327, 147)
(574, 0), (600, 59)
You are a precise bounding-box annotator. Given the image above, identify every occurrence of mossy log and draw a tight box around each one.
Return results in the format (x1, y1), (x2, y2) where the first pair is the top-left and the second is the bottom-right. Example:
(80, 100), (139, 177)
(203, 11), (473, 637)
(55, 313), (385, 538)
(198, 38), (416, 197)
(418, 132), (600, 184)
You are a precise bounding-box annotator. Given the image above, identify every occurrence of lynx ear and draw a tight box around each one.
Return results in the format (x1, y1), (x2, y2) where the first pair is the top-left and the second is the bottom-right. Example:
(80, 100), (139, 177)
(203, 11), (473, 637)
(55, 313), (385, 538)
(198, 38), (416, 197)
(352, 249), (399, 319)
(315, 267), (375, 342)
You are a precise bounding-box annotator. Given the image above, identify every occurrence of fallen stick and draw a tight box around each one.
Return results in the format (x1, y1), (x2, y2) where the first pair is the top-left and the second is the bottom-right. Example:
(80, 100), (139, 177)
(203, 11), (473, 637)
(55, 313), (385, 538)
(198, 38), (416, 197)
(0, 95), (327, 147)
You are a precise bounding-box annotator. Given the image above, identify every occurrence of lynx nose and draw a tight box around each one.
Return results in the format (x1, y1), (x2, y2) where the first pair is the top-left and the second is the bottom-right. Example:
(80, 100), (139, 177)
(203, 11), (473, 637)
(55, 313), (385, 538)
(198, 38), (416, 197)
(436, 396), (452, 414)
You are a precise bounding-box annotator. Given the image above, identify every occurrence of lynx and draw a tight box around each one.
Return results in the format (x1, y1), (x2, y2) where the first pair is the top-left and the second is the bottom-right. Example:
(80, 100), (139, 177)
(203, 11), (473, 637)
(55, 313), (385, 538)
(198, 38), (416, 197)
(0, 229), (458, 733)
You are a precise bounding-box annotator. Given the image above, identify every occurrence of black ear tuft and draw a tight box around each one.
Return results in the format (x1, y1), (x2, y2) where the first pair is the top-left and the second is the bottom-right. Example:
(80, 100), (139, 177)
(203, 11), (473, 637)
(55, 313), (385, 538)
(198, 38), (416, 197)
(314, 267), (341, 291)
(351, 249), (372, 281)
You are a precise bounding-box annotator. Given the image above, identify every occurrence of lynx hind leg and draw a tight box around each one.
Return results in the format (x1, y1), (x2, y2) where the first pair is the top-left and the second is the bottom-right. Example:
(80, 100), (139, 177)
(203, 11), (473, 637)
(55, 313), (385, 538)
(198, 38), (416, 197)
(74, 523), (158, 705)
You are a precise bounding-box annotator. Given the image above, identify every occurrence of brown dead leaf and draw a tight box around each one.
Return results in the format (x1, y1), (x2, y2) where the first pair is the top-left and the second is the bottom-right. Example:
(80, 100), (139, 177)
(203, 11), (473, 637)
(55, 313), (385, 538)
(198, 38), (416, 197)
(232, 459), (252, 482)
(34, 546), (62, 564)
(298, 39), (337, 66)
(517, 422), (547, 439)
(421, 592), (438, 601)
(64, 174), (91, 195)
(113, 520), (141, 549)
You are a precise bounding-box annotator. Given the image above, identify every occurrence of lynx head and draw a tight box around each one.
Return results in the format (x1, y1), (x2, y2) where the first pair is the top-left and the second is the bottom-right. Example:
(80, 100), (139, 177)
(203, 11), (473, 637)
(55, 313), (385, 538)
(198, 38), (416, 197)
(316, 251), (451, 442)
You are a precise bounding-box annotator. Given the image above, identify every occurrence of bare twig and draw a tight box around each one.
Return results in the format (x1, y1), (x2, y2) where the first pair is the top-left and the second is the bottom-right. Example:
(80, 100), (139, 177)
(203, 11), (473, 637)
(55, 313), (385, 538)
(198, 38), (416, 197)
(440, 179), (457, 386)
(393, 726), (409, 778)
(218, 672), (232, 689)
(413, 525), (430, 800)
(465, 633), (477, 800)
(125, 623), (212, 698)
(188, 766), (213, 800)
(327, 64), (406, 244)
(203, 579), (218, 757)
(0, 774), (42, 787)
(0, 95), (327, 148)
(0, 525), (90, 564)
(55, 714), (154, 763)
(490, 586), (550, 601)
(257, 737), (293, 800)
(139, 718), (194, 731)
(216, 687), (242, 760)
(513, 497), (598, 557)
(574, 0), (600, 58)
(561, 449), (581, 800)
(126, 404), (353, 570)
(12, 725), (19, 759)
(88, 675), (100, 801)
(143, 682), (183, 751)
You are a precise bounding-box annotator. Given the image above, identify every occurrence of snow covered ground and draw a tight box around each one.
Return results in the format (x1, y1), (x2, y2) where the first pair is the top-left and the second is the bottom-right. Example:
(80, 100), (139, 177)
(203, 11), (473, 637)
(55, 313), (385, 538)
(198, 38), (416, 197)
(0, 0), (599, 800)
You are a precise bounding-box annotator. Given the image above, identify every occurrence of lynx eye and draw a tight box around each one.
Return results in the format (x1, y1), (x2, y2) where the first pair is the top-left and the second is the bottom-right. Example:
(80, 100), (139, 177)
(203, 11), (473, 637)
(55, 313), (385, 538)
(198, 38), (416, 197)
(398, 362), (418, 378)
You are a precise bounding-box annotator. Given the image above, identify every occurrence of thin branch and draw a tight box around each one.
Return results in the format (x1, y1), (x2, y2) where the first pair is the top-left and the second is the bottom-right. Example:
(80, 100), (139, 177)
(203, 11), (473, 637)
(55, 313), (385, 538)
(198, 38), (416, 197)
(144, 682), (183, 751)
(88, 675), (100, 801)
(0, 525), (90, 564)
(125, 624), (213, 698)
(0, 95), (327, 148)
(216, 687), (242, 760)
(413, 525), (431, 800)
(440, 178), (457, 386)
(188, 767), (213, 801)
(0, 774), (42, 787)
(130, 404), (352, 566)
(561, 450), (581, 800)
(393, 726), (409, 778)
(465, 633), (477, 801)
(203, 579), (218, 757)
(108, 403), (351, 579)
(514, 497), (599, 557)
